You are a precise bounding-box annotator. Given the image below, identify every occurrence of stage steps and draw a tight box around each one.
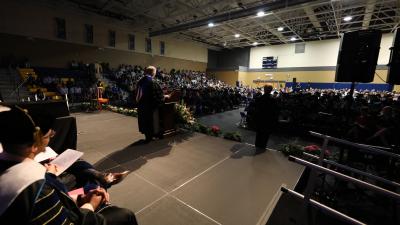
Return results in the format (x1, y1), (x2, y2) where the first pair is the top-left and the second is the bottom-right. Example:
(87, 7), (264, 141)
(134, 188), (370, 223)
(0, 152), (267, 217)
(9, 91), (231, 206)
(0, 68), (31, 102)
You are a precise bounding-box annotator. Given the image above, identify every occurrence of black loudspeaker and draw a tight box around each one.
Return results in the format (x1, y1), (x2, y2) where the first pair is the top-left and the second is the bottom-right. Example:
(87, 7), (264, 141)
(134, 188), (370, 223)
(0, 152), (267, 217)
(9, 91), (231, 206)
(292, 78), (297, 83)
(335, 30), (382, 83)
(387, 28), (400, 84)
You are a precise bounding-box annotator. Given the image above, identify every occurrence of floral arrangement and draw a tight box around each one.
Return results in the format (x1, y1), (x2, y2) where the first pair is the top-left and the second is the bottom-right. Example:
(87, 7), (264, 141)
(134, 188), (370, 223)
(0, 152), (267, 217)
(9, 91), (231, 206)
(175, 103), (195, 125)
(304, 145), (331, 156)
(104, 105), (138, 117)
(102, 103), (244, 143)
(278, 143), (330, 158)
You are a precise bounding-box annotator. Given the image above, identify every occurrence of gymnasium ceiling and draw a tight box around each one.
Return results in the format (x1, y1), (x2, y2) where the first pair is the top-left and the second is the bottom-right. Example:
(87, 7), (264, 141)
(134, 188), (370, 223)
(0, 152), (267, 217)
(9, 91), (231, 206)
(63, 0), (400, 48)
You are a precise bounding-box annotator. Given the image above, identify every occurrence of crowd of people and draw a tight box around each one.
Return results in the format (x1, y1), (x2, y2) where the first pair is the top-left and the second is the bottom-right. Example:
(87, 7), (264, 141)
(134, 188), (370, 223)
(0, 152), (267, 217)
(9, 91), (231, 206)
(17, 62), (400, 149)
(24, 69), (91, 102)
(103, 64), (249, 115)
(246, 88), (400, 147)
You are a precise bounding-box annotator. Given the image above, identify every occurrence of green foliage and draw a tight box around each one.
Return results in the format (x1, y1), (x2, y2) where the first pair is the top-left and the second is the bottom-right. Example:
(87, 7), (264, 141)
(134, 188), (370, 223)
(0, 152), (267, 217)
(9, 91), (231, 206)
(198, 123), (212, 135)
(81, 102), (97, 111)
(278, 143), (304, 157)
(223, 131), (242, 142)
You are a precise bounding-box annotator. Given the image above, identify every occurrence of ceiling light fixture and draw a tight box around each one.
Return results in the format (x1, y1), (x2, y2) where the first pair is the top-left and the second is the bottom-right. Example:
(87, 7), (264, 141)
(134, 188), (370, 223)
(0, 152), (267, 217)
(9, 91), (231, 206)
(234, 34), (240, 38)
(257, 11), (265, 17)
(343, 16), (352, 22)
(252, 42), (258, 46)
(277, 27), (284, 31)
(208, 22), (215, 27)
(290, 37), (297, 41)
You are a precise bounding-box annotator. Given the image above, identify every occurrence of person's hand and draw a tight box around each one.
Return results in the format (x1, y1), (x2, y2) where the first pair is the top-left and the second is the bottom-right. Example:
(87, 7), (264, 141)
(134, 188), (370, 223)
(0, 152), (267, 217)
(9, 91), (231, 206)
(92, 187), (110, 204)
(79, 187), (110, 210)
(44, 163), (59, 175)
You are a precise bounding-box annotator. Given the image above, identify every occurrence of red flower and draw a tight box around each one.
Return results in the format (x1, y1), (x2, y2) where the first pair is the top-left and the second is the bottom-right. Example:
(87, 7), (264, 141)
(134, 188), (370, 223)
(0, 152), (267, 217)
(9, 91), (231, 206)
(211, 125), (220, 133)
(304, 145), (320, 152)
(304, 145), (331, 156)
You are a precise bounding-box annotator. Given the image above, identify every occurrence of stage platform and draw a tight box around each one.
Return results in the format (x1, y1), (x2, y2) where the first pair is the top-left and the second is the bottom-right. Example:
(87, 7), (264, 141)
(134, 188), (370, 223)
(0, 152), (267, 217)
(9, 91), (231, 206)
(74, 111), (304, 225)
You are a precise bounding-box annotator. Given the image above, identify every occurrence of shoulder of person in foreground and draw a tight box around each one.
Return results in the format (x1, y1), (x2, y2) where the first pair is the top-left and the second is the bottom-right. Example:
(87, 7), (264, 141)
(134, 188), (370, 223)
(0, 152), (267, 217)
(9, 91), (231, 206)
(32, 179), (107, 225)
(0, 179), (44, 225)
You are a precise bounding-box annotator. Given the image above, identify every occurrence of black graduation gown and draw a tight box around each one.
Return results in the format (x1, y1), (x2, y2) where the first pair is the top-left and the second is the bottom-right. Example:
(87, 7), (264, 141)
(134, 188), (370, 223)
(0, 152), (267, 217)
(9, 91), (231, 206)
(0, 160), (107, 225)
(254, 94), (279, 148)
(137, 76), (164, 136)
(0, 160), (137, 225)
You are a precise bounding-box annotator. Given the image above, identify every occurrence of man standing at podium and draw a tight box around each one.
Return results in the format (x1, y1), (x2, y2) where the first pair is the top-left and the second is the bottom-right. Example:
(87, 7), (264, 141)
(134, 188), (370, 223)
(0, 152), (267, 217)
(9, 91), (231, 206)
(136, 66), (165, 143)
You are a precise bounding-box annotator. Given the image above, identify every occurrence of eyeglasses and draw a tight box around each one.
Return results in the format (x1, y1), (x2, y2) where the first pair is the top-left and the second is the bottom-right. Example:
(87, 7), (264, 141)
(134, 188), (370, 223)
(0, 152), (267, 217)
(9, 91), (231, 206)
(43, 130), (56, 139)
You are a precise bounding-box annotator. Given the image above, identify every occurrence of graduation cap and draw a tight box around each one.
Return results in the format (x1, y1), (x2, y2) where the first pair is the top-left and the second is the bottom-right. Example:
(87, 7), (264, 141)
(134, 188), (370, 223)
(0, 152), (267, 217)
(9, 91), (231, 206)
(30, 112), (55, 135)
(0, 105), (38, 145)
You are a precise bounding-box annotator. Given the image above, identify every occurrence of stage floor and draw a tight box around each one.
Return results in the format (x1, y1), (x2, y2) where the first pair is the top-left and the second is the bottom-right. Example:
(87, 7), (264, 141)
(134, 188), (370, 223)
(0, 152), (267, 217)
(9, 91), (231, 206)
(74, 111), (304, 225)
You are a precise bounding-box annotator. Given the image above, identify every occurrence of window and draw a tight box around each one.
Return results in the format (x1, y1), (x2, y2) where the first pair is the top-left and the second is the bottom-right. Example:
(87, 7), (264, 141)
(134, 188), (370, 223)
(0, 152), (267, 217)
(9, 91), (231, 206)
(55, 17), (66, 39)
(84, 24), (93, 44)
(109, 30), (116, 47)
(128, 34), (135, 50)
(160, 41), (165, 55)
(145, 38), (152, 53)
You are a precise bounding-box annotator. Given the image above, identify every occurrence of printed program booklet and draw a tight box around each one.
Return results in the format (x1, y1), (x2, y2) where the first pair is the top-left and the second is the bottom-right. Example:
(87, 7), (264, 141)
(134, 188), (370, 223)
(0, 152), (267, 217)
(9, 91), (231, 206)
(34, 147), (83, 176)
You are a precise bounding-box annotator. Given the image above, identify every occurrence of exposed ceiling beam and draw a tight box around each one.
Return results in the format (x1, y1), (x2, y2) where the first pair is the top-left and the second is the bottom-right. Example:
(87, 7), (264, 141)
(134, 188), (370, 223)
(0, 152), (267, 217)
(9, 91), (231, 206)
(101, 0), (114, 11)
(119, 0), (172, 20)
(303, 5), (322, 31)
(223, 24), (263, 45)
(160, 0), (232, 22)
(330, 0), (340, 37)
(261, 23), (289, 44)
(149, 0), (319, 37)
(177, 32), (222, 50)
(273, 13), (305, 42)
(175, 0), (207, 16)
(362, 0), (376, 29)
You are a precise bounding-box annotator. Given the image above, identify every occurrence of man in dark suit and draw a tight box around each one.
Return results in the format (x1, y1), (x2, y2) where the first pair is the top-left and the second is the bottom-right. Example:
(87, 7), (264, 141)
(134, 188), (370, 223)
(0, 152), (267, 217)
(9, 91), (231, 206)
(136, 66), (166, 143)
(254, 85), (279, 152)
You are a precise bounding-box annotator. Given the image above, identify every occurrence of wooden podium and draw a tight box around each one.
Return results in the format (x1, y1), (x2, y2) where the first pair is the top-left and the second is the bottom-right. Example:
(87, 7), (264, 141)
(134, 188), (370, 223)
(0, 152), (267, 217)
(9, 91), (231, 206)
(161, 90), (181, 134)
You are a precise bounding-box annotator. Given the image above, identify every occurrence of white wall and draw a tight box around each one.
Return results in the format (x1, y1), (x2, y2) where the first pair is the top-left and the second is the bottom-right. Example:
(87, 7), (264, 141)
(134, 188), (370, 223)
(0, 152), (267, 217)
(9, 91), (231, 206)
(249, 33), (394, 69)
(0, 0), (208, 63)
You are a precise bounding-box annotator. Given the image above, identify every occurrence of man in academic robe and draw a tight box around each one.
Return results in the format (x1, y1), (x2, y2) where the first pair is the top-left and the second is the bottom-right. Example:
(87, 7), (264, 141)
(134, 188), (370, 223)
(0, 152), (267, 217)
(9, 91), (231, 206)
(136, 66), (167, 143)
(254, 85), (280, 153)
(0, 106), (138, 225)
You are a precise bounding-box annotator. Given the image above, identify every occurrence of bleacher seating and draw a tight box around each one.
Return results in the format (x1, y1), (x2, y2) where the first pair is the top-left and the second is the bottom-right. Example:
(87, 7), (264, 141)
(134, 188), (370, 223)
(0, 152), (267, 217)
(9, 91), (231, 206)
(17, 67), (92, 102)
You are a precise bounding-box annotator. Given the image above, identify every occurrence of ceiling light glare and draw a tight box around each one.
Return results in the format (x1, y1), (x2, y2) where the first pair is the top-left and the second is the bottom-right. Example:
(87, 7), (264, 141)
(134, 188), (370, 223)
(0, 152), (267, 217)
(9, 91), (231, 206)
(252, 42), (258, 46)
(257, 11), (265, 17)
(208, 22), (214, 27)
(277, 27), (284, 31)
(234, 34), (240, 38)
(290, 37), (297, 41)
(343, 16), (352, 22)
